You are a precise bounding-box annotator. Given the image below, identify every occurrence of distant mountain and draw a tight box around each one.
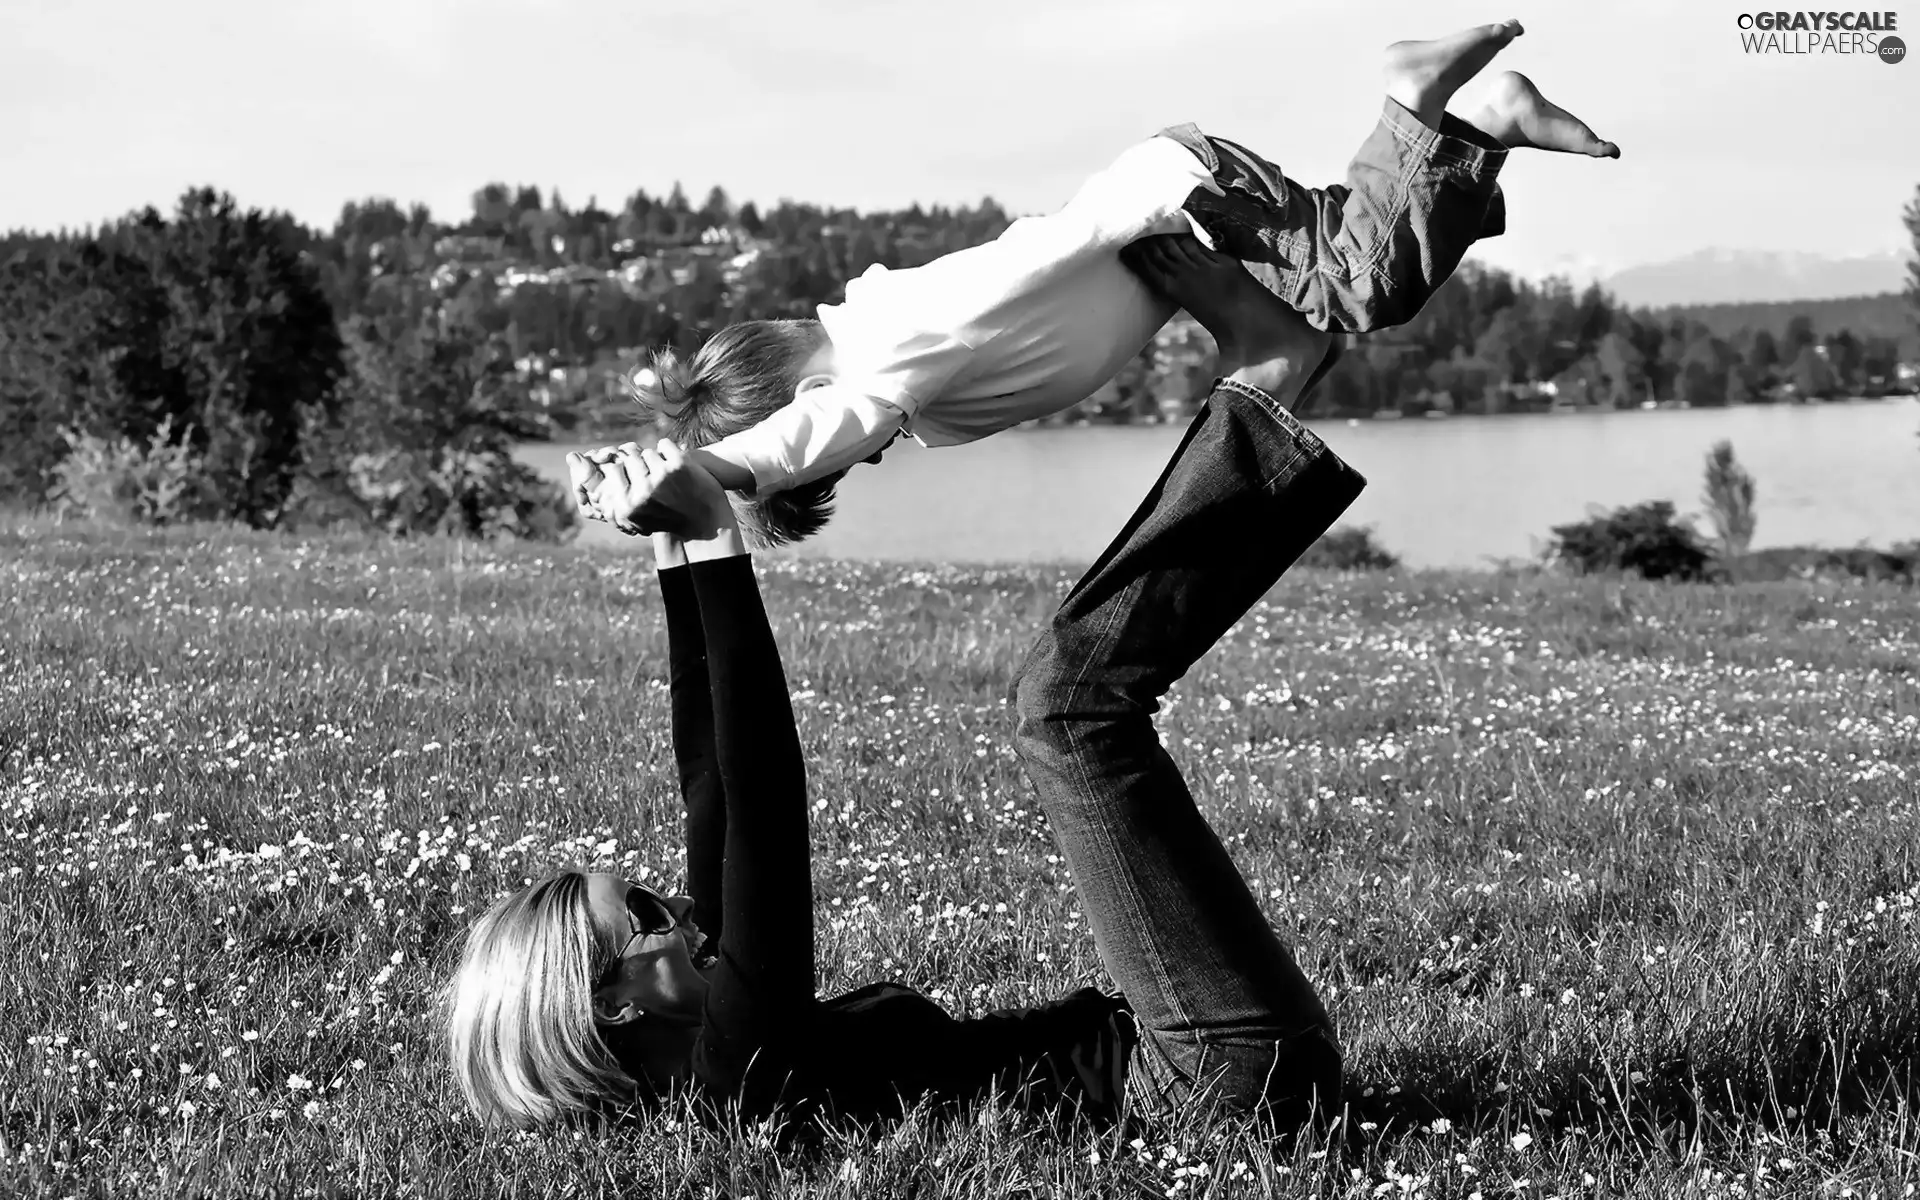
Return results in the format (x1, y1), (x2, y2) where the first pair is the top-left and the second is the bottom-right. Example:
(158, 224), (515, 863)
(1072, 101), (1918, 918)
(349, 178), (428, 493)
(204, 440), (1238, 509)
(1602, 248), (1910, 307)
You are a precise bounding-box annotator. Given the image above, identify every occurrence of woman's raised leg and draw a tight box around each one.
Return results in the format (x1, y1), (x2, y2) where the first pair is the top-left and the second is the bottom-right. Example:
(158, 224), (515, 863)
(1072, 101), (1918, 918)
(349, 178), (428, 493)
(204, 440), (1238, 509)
(1012, 240), (1364, 1121)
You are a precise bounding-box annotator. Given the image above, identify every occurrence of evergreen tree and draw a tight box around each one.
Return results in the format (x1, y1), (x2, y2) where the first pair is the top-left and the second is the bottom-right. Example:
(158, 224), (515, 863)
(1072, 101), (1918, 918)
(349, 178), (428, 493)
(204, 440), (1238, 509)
(0, 192), (344, 522)
(0, 248), (127, 499)
(1787, 344), (1836, 399)
(1724, 364), (1755, 406)
(1677, 334), (1729, 407)
(469, 183), (514, 237)
(700, 186), (734, 230)
(124, 189), (347, 524)
(1783, 313), (1817, 360)
(1904, 181), (1920, 319)
(1908, 181), (1919, 452)
(1595, 332), (1648, 407)
(1824, 330), (1863, 393)
(1472, 307), (1534, 383)
(1861, 335), (1901, 393)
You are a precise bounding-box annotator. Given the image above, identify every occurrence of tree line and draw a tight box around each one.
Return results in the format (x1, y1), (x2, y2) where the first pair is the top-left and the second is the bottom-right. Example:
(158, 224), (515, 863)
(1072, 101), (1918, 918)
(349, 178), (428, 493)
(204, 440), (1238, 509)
(4, 179), (1916, 538)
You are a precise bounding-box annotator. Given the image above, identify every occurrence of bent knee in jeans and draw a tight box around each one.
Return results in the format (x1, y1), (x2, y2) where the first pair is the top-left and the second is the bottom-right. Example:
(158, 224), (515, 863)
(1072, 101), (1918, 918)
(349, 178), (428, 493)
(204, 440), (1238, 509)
(1008, 634), (1112, 751)
(1131, 1024), (1342, 1124)
(1009, 653), (1153, 799)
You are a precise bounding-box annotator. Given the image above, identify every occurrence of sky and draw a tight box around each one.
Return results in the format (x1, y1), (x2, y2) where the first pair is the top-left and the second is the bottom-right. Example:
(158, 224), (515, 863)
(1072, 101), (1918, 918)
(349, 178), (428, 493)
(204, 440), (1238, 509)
(2, 0), (1915, 281)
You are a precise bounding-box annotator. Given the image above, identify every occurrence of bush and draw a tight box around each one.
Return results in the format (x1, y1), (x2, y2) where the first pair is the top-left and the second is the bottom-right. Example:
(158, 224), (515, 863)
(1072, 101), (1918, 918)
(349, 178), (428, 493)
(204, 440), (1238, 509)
(1702, 440), (1757, 555)
(1724, 545), (1917, 585)
(1548, 500), (1714, 582)
(1298, 524), (1399, 571)
(294, 446), (575, 542)
(288, 306), (575, 542)
(49, 419), (214, 526)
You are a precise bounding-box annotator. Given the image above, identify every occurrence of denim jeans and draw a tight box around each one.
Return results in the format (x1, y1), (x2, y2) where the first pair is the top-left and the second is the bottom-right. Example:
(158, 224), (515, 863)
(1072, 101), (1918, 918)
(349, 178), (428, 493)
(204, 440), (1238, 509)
(1159, 99), (1507, 334)
(1012, 377), (1366, 1123)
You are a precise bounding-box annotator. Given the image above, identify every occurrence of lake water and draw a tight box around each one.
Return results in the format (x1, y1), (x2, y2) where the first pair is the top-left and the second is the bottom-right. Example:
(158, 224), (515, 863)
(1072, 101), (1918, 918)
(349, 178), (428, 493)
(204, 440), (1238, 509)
(520, 399), (1920, 569)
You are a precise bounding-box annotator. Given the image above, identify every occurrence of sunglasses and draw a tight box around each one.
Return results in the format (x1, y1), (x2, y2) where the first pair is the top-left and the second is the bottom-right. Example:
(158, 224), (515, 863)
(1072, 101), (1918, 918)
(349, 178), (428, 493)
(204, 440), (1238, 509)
(605, 882), (680, 974)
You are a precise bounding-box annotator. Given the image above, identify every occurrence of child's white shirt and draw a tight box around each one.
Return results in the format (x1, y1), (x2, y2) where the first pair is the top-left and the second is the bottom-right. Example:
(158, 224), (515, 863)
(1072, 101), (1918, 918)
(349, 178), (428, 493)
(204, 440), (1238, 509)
(702, 137), (1219, 497)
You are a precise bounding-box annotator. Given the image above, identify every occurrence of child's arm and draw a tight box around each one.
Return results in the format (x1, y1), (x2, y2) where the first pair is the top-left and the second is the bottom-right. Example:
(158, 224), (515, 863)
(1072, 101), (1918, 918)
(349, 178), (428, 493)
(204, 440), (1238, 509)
(692, 383), (911, 498)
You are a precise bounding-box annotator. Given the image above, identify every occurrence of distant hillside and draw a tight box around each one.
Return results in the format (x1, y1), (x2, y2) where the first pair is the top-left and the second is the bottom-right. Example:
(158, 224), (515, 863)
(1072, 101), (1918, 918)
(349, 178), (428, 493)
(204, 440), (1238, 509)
(1654, 292), (1919, 356)
(1603, 248), (1909, 308)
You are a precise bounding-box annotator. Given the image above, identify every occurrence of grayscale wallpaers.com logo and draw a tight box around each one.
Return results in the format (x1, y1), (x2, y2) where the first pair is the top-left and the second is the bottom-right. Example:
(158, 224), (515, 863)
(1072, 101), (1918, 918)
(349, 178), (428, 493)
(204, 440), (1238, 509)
(1736, 10), (1904, 59)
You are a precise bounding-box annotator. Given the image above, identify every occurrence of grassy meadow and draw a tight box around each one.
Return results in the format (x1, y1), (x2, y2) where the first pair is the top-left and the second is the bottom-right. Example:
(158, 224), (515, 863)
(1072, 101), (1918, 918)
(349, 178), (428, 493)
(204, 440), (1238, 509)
(2, 516), (1918, 1198)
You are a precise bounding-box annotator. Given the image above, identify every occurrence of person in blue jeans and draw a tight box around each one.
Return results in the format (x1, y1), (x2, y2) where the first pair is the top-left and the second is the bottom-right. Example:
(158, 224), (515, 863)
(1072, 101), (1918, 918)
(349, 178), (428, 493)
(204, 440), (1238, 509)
(1009, 235), (1362, 1121)
(560, 235), (1368, 1125)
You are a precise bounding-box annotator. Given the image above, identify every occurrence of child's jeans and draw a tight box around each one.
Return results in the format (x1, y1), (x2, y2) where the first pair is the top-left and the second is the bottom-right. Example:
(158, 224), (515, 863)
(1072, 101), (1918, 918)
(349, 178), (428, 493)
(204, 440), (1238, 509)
(1158, 100), (1506, 334)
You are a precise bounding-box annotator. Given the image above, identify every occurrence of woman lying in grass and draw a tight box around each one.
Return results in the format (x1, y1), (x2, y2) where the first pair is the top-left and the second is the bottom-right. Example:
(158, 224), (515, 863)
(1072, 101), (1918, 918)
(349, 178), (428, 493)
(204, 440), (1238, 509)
(451, 239), (1364, 1131)
(448, 442), (1134, 1129)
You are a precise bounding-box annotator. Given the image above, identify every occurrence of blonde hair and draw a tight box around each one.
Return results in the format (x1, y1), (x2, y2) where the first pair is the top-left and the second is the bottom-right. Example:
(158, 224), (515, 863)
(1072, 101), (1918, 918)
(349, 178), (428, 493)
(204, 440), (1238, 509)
(447, 871), (633, 1127)
(629, 320), (840, 547)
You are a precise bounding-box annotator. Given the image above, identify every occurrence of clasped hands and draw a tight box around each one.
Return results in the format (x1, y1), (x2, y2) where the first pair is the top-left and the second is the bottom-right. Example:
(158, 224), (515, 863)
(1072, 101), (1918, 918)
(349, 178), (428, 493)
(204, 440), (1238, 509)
(567, 438), (732, 541)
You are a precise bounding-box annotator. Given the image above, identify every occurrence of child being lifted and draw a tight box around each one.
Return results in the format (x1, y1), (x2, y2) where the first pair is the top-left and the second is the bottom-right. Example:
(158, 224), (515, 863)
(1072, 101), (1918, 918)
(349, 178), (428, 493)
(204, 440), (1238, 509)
(578, 19), (1616, 545)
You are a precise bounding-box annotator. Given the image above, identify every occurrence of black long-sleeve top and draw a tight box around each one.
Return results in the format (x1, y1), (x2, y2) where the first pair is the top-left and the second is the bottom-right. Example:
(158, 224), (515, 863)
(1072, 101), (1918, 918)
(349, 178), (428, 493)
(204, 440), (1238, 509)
(625, 558), (1133, 1125)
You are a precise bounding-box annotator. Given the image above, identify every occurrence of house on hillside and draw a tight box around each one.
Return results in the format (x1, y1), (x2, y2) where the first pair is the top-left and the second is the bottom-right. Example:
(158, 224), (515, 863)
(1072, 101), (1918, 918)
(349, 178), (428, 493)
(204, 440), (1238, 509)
(1485, 379), (1560, 414)
(433, 235), (507, 262)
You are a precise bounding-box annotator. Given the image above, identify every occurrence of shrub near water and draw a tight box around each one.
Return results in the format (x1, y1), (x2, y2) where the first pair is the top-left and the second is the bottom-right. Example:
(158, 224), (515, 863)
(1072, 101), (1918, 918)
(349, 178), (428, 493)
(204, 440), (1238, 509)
(1548, 500), (1715, 581)
(1297, 525), (1399, 572)
(1701, 440), (1758, 557)
(3, 522), (1919, 1197)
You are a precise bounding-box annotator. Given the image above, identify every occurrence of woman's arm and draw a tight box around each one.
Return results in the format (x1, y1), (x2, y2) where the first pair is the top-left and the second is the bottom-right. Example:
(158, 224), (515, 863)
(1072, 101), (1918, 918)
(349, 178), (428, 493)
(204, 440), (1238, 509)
(686, 536), (818, 1069)
(614, 442), (817, 1086)
(655, 533), (726, 948)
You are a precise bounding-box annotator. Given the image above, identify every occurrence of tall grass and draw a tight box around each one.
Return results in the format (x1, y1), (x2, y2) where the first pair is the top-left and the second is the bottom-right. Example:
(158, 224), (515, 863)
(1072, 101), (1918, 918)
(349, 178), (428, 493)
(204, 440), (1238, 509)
(2, 517), (1917, 1197)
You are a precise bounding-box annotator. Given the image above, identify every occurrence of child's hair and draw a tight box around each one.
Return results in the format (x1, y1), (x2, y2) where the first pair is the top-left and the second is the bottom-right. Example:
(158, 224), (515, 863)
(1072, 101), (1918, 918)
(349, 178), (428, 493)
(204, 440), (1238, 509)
(446, 871), (634, 1127)
(630, 320), (838, 547)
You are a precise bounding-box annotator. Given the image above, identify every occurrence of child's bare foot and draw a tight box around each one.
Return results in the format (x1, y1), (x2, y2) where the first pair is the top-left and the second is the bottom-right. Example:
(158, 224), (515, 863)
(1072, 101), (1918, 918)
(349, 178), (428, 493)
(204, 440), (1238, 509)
(1119, 234), (1334, 408)
(1383, 20), (1523, 129)
(1468, 71), (1619, 158)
